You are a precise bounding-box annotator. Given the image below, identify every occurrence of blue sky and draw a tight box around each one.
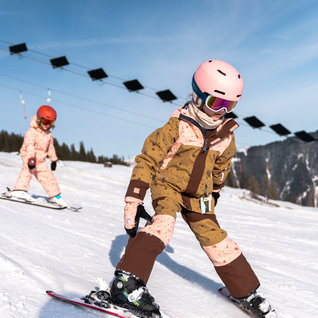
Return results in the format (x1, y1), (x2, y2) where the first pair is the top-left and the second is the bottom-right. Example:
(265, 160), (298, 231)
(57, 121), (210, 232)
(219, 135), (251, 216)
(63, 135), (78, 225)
(1, 0), (318, 159)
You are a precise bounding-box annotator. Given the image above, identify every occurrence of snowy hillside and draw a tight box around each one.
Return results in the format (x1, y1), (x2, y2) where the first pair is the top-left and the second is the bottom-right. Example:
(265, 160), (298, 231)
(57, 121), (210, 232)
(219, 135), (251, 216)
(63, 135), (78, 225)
(0, 151), (317, 318)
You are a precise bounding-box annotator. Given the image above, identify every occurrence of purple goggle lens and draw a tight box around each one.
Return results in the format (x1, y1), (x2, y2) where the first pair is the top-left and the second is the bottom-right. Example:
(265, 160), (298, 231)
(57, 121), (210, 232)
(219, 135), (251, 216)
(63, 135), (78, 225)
(205, 95), (237, 113)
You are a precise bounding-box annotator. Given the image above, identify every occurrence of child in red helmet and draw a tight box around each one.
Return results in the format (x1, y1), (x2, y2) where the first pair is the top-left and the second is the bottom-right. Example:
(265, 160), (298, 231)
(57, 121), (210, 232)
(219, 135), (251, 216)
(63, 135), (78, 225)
(8, 105), (67, 208)
(84, 60), (277, 318)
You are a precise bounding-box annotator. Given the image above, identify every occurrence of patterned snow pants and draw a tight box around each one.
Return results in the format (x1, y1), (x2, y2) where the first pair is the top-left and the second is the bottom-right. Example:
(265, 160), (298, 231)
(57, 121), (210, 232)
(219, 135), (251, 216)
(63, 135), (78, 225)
(13, 157), (60, 198)
(116, 197), (260, 299)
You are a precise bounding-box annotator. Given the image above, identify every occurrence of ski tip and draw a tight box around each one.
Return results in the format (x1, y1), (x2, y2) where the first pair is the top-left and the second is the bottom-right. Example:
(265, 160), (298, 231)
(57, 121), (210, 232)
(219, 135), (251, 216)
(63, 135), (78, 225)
(67, 206), (82, 212)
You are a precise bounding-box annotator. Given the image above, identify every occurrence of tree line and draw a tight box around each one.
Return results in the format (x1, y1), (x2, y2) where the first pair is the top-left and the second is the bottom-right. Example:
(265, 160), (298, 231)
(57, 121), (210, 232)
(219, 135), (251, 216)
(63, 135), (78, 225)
(225, 168), (318, 206)
(225, 169), (281, 200)
(0, 129), (129, 166)
(224, 169), (300, 203)
(1, 129), (313, 205)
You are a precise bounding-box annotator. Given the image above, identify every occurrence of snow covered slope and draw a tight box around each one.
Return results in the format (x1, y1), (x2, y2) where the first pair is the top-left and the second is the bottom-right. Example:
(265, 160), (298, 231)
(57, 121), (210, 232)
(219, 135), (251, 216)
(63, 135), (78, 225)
(0, 152), (317, 318)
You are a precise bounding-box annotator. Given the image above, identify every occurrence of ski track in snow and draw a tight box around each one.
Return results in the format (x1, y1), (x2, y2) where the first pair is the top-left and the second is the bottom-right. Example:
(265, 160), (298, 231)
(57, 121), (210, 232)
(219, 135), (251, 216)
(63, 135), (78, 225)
(0, 151), (317, 318)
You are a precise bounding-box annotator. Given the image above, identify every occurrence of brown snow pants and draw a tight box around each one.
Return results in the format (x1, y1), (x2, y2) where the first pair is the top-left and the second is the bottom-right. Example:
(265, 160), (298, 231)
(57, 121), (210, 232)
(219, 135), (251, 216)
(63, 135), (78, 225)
(116, 204), (260, 298)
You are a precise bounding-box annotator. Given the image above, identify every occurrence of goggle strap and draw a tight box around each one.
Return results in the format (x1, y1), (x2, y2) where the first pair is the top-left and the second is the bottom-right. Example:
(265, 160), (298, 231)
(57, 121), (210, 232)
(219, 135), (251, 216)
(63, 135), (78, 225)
(192, 75), (208, 101)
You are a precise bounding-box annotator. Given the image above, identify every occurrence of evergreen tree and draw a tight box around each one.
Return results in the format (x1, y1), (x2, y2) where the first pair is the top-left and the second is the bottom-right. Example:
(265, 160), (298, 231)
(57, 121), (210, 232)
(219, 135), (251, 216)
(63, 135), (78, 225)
(112, 154), (119, 164)
(86, 148), (97, 163)
(79, 142), (87, 162)
(97, 155), (106, 164)
(70, 144), (78, 160)
(10, 132), (23, 152)
(0, 130), (6, 150)
(53, 138), (61, 158)
(0, 130), (24, 152)
(90, 149), (97, 163)
(2, 132), (10, 152)
(0, 129), (128, 167)
(60, 143), (71, 160)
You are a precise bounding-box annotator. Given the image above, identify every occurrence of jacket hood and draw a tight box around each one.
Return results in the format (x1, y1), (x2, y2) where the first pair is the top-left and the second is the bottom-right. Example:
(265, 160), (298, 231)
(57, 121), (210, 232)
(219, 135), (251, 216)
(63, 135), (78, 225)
(30, 115), (38, 129)
(30, 115), (52, 134)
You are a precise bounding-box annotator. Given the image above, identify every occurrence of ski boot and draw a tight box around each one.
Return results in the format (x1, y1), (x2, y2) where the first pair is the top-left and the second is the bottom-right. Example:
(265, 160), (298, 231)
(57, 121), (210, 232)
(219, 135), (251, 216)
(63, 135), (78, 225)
(48, 194), (67, 208)
(109, 270), (162, 318)
(9, 190), (36, 203)
(82, 289), (111, 308)
(231, 287), (277, 318)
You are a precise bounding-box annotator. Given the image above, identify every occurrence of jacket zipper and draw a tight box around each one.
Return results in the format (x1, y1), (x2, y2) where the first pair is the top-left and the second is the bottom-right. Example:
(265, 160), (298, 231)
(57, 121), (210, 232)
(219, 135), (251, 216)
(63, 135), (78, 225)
(203, 140), (207, 152)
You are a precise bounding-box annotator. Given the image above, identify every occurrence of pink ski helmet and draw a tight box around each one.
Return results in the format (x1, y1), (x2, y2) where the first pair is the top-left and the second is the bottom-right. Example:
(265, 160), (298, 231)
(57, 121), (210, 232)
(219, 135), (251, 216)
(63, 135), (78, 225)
(192, 60), (244, 102)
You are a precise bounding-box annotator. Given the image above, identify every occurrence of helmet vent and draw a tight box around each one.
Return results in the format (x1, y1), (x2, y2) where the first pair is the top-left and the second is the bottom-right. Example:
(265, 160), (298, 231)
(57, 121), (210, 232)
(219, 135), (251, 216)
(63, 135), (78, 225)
(237, 94), (241, 97)
(217, 70), (226, 76)
(238, 74), (241, 79)
(214, 90), (225, 95)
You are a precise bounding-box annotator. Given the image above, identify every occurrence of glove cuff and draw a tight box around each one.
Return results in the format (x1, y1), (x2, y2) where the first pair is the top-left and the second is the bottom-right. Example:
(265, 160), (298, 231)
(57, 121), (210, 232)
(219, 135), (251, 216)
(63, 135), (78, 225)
(213, 183), (224, 191)
(125, 180), (149, 201)
(124, 198), (142, 231)
(124, 196), (143, 205)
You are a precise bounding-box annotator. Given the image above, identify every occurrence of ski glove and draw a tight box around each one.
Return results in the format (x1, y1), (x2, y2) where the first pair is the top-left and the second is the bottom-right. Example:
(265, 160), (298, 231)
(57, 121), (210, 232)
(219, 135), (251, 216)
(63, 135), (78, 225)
(212, 192), (220, 207)
(124, 197), (154, 237)
(28, 158), (35, 170)
(51, 161), (57, 171)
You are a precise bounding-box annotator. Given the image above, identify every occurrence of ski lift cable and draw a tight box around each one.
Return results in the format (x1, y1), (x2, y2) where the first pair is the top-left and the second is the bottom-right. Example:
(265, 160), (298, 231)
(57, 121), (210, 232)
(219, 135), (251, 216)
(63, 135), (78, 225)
(0, 72), (301, 140)
(0, 73), (166, 122)
(1, 40), (314, 141)
(0, 40), (185, 102)
(11, 42), (178, 93)
(0, 81), (163, 126)
(0, 82), (300, 149)
(0, 83), (159, 129)
(0, 45), (184, 105)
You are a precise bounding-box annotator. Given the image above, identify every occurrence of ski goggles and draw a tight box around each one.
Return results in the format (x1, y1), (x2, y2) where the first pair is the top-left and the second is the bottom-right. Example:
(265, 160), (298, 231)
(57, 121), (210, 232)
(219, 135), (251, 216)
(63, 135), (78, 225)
(192, 75), (237, 113)
(205, 95), (237, 113)
(41, 119), (55, 126)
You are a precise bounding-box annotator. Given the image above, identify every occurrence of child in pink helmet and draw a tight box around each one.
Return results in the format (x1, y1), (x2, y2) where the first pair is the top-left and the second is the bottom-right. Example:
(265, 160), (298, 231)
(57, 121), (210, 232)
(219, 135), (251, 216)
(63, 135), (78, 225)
(84, 60), (277, 318)
(8, 105), (67, 208)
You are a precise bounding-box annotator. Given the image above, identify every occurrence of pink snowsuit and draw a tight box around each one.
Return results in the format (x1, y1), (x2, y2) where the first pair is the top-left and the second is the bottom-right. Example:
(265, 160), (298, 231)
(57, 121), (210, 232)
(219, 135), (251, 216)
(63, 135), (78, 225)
(13, 116), (60, 197)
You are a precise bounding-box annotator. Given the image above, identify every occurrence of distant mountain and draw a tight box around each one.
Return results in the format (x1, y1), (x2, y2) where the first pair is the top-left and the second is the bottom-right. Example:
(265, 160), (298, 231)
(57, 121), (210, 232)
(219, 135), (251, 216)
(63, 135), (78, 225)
(228, 130), (318, 207)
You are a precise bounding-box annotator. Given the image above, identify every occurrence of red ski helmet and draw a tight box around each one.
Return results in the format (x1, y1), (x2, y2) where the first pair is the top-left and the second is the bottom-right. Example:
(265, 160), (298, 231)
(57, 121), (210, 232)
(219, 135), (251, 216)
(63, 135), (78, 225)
(37, 105), (57, 126)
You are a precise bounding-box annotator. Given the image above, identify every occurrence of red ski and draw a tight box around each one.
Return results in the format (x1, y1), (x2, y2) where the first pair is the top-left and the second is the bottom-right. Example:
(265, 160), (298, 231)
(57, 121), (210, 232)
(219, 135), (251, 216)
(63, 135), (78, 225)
(46, 290), (132, 318)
